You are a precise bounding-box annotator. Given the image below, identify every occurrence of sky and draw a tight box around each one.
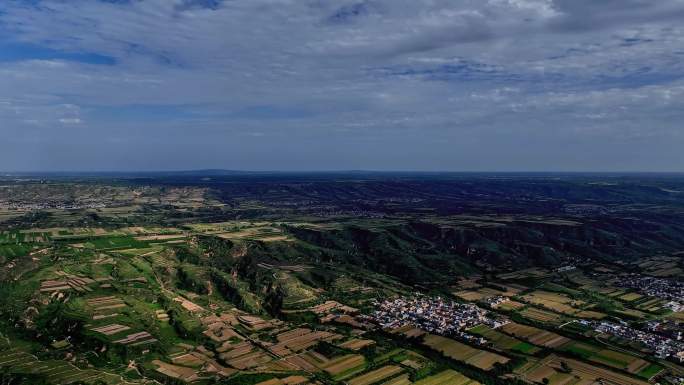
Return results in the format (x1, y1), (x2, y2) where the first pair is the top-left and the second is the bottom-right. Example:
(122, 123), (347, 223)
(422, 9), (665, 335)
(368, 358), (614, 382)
(1, 0), (684, 172)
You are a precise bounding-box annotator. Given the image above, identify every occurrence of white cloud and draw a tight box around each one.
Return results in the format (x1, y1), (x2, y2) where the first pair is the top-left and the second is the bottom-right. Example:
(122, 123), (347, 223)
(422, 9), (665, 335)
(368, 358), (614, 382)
(0, 0), (683, 170)
(59, 118), (82, 125)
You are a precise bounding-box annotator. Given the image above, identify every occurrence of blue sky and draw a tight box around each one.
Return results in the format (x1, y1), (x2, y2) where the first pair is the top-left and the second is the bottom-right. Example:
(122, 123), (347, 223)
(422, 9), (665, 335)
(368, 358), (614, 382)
(0, 0), (683, 171)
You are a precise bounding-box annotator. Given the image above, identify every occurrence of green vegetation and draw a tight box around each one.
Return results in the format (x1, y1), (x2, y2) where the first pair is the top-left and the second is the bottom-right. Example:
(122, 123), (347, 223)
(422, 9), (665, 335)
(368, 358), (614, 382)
(637, 363), (663, 379)
(1, 175), (683, 385)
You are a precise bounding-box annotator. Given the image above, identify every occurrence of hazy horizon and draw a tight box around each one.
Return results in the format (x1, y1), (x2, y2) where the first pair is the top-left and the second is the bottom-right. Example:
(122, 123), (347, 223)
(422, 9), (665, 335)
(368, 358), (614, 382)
(4, 169), (684, 176)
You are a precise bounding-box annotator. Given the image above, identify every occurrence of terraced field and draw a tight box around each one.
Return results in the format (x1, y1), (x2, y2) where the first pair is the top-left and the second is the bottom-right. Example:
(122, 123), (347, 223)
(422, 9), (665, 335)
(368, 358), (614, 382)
(0, 347), (124, 384)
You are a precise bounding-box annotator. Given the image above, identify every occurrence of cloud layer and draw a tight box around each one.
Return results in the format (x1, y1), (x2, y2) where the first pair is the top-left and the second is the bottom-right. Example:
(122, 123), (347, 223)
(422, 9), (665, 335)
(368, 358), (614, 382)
(1, 0), (683, 171)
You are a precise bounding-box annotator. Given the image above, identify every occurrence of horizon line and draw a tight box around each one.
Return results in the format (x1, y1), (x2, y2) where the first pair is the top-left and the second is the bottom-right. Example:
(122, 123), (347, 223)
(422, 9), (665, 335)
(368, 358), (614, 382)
(3, 169), (684, 175)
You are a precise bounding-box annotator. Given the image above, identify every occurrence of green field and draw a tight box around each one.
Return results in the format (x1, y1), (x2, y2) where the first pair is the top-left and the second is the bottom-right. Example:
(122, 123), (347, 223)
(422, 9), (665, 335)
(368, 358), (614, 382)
(637, 363), (663, 379)
(0, 347), (122, 384)
(85, 236), (149, 250)
(469, 324), (541, 355)
(0, 243), (33, 259)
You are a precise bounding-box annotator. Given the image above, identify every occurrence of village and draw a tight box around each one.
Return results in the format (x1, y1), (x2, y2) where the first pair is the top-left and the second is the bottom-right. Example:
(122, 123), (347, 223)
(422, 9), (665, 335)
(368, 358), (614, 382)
(617, 275), (684, 310)
(369, 295), (508, 337)
(583, 320), (684, 362)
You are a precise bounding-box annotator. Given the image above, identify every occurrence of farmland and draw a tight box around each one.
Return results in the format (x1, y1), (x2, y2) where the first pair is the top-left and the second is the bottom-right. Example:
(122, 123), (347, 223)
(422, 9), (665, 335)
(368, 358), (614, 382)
(347, 365), (403, 385)
(518, 307), (565, 325)
(320, 354), (367, 379)
(1, 174), (684, 385)
(414, 370), (481, 385)
(422, 335), (509, 371)
(468, 325), (540, 355)
(499, 323), (570, 348)
(515, 354), (651, 385)
(519, 290), (606, 319)
(0, 346), (123, 385)
(559, 341), (662, 377)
